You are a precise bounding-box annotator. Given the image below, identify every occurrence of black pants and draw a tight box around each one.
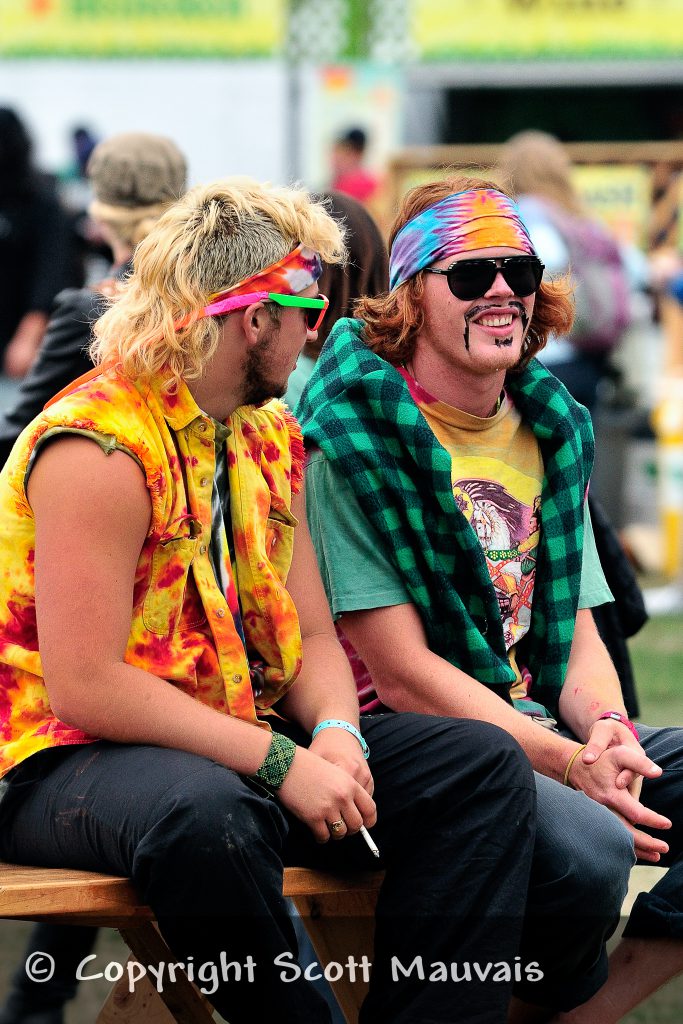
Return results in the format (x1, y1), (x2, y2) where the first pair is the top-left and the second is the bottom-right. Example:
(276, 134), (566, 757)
(0, 714), (535, 1024)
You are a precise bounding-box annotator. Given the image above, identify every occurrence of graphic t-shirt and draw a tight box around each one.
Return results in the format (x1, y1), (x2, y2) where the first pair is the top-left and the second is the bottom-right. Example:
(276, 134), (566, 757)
(305, 371), (611, 715)
(397, 368), (542, 701)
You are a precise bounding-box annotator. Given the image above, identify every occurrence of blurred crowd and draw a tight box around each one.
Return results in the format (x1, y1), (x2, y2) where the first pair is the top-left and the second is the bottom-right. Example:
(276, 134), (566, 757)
(3, 107), (680, 400)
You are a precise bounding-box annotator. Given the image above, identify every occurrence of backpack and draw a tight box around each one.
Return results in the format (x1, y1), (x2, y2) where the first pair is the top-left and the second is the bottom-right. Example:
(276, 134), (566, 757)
(539, 200), (632, 355)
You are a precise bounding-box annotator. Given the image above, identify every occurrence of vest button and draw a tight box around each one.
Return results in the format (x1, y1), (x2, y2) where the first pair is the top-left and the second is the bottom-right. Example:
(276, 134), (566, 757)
(200, 477), (209, 487)
(232, 673), (242, 683)
(215, 608), (225, 618)
(199, 543), (207, 555)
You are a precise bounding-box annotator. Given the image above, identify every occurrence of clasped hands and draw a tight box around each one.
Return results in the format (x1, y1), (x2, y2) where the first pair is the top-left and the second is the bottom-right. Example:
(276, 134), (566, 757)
(568, 718), (671, 863)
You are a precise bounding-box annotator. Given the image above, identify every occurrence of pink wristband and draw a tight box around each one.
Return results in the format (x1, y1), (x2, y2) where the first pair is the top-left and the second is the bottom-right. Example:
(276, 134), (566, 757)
(597, 711), (640, 741)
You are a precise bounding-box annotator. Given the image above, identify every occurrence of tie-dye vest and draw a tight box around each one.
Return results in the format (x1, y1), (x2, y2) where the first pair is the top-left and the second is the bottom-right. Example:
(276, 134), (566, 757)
(0, 369), (304, 778)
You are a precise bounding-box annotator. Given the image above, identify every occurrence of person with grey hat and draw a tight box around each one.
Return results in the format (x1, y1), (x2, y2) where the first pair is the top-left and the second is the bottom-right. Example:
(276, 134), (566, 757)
(0, 131), (187, 1024)
(0, 131), (188, 469)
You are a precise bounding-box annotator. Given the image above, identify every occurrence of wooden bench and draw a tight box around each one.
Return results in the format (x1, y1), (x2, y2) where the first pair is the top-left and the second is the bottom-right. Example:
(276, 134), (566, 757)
(0, 862), (383, 1024)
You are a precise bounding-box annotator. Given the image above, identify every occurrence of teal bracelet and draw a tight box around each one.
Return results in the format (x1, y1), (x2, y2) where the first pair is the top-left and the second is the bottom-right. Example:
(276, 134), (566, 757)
(253, 732), (297, 790)
(311, 719), (370, 759)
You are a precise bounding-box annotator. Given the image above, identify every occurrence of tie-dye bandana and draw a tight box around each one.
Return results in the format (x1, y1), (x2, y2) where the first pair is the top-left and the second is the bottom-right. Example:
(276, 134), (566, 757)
(389, 189), (535, 290)
(210, 243), (322, 304)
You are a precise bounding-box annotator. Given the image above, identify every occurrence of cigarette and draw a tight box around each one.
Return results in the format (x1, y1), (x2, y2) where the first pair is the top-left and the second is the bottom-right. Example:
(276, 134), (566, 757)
(359, 825), (380, 858)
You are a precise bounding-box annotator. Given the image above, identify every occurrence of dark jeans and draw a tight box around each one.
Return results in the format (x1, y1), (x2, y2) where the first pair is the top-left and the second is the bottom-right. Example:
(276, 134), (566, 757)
(516, 721), (683, 1010)
(618, 724), (683, 939)
(0, 714), (535, 1024)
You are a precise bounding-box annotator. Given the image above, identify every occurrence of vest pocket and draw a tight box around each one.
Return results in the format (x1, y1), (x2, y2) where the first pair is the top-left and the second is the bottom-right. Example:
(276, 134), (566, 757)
(143, 537), (204, 635)
(265, 515), (295, 583)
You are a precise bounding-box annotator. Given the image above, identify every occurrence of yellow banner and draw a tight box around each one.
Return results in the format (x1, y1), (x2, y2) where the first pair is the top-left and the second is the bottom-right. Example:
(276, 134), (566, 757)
(414, 0), (683, 59)
(572, 165), (652, 248)
(0, 0), (284, 57)
(394, 164), (652, 248)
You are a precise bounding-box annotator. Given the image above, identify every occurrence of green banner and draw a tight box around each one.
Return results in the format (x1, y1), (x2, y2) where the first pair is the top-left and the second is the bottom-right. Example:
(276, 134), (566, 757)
(0, 0), (285, 56)
(414, 0), (683, 60)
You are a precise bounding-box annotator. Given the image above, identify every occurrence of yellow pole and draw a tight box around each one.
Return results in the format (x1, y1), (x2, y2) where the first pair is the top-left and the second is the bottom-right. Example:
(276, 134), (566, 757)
(652, 377), (683, 579)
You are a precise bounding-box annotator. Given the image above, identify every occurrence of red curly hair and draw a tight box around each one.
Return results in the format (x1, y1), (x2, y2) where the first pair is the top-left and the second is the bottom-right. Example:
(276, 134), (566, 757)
(355, 174), (574, 370)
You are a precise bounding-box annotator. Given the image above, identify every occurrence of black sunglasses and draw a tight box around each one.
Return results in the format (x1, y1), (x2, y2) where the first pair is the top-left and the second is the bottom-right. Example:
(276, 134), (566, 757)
(424, 256), (545, 301)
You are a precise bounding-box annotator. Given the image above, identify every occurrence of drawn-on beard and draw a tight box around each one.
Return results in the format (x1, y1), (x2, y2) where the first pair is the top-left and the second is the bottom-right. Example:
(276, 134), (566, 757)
(514, 300), (529, 336)
(462, 299), (528, 352)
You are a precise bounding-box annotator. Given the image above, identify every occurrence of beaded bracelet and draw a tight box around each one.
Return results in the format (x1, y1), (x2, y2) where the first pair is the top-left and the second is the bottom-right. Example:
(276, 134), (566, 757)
(311, 719), (370, 759)
(563, 744), (587, 788)
(253, 732), (297, 790)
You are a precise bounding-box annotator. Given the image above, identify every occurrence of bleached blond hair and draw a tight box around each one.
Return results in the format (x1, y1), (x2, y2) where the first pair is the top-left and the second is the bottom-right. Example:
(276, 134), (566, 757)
(91, 177), (347, 388)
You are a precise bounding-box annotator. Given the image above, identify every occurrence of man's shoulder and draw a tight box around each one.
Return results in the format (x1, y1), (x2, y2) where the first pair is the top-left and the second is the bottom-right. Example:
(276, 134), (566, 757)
(41, 369), (148, 435)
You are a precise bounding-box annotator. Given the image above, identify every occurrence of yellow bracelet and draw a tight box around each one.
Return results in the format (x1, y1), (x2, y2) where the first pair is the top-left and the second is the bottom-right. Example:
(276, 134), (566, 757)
(563, 744), (587, 788)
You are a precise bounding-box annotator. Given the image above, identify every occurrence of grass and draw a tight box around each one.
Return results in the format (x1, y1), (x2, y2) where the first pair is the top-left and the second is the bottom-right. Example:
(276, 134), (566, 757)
(0, 610), (682, 1022)
(629, 612), (683, 727)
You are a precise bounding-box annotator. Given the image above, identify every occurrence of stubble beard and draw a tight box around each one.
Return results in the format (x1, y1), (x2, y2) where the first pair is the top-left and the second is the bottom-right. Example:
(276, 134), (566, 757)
(242, 327), (287, 406)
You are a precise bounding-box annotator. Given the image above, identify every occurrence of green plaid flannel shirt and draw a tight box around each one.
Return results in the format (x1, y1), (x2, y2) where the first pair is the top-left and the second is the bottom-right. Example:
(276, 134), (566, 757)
(298, 317), (595, 720)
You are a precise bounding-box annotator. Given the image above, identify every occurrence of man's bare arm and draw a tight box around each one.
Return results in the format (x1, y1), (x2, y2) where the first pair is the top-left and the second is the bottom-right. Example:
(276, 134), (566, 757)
(30, 437), (273, 771)
(560, 607), (632, 743)
(342, 601), (669, 860)
(278, 483), (374, 797)
(28, 437), (374, 840)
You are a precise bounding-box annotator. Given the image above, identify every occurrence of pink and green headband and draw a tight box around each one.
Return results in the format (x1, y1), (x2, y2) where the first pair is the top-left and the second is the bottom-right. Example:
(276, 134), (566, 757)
(173, 243), (323, 330)
(207, 243), (322, 311)
(389, 188), (535, 291)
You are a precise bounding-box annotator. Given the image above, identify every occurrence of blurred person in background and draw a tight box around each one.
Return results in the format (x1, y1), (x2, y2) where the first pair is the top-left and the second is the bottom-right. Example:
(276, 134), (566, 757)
(498, 130), (648, 721)
(330, 127), (381, 208)
(70, 126), (99, 180)
(0, 131), (188, 469)
(0, 108), (80, 380)
(498, 130), (632, 416)
(285, 189), (389, 408)
(58, 125), (110, 286)
(0, 130), (187, 1024)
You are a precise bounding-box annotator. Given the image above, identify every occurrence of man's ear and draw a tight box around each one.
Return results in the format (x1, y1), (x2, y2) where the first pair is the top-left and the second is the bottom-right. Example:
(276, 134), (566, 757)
(241, 302), (270, 348)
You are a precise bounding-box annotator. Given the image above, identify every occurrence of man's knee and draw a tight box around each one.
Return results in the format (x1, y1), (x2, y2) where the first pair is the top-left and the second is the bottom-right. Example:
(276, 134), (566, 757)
(574, 811), (633, 912)
(535, 780), (635, 916)
(454, 718), (536, 794)
(420, 715), (536, 816)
